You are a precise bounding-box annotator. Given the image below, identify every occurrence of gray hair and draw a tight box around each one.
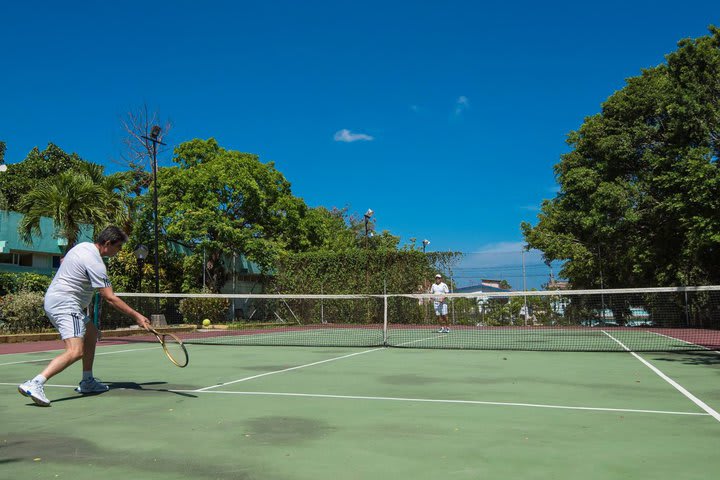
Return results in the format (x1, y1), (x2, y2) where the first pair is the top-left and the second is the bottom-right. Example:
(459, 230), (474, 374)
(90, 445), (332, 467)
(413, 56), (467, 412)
(95, 226), (128, 245)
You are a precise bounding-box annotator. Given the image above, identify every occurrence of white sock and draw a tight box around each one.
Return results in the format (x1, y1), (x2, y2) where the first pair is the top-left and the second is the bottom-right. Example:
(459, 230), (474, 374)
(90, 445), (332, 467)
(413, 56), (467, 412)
(82, 371), (93, 381)
(32, 375), (47, 385)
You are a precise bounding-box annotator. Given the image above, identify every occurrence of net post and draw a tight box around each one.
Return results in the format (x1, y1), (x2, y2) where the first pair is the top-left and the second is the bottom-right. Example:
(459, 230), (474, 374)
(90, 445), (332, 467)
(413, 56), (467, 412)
(383, 293), (388, 346)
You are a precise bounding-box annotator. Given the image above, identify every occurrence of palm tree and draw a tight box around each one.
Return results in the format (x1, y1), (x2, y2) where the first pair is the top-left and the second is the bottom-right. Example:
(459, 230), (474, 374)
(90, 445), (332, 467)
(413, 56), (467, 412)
(17, 168), (129, 253)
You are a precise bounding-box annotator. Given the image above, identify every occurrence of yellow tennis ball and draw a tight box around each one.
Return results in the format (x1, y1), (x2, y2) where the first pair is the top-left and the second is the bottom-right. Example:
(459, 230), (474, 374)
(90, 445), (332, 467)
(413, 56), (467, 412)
(202, 319), (211, 327)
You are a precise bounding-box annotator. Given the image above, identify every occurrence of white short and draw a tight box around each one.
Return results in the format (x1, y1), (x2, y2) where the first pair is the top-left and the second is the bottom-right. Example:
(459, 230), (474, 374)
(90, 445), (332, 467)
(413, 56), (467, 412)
(433, 302), (448, 316)
(45, 309), (90, 340)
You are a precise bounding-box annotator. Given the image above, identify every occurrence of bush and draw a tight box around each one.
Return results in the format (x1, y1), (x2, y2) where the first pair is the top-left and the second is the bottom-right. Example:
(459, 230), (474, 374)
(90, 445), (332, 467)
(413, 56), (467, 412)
(0, 272), (53, 295)
(0, 291), (51, 334)
(178, 296), (230, 324)
(0, 273), (18, 295)
(17, 273), (52, 293)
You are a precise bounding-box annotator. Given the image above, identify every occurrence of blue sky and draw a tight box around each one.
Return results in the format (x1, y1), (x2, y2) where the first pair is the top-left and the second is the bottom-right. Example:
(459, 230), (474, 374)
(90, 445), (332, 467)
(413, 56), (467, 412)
(1, 1), (717, 288)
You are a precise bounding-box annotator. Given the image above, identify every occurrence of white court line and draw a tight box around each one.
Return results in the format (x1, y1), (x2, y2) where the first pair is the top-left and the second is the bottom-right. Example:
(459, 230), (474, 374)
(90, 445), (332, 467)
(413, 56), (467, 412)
(0, 346), (160, 367)
(0, 382), (77, 388)
(194, 347), (385, 392)
(602, 330), (720, 423)
(0, 382), (706, 417)
(392, 333), (448, 346)
(194, 334), (444, 392)
(173, 390), (709, 417)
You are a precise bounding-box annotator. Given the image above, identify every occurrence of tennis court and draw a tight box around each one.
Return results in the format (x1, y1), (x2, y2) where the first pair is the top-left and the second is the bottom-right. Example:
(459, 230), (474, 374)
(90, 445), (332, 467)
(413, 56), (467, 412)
(2, 333), (719, 480)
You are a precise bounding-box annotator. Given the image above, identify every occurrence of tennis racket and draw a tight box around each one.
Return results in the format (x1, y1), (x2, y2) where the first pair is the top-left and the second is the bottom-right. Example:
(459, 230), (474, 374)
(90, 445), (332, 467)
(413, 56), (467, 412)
(149, 328), (189, 367)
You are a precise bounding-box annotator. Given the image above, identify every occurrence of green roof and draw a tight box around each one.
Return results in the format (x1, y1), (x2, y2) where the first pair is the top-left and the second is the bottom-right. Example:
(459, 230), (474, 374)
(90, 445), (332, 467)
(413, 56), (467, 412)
(0, 209), (262, 275)
(0, 210), (94, 255)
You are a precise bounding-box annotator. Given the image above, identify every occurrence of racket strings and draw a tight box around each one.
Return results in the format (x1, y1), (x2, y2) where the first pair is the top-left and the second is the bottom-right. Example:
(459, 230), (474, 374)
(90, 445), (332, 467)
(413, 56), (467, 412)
(160, 334), (189, 367)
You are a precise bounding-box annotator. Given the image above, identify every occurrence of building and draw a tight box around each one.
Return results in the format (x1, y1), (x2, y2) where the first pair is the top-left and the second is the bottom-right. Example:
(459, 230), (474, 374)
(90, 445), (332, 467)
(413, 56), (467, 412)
(546, 279), (570, 290)
(0, 210), (263, 299)
(0, 210), (93, 275)
(454, 279), (511, 295)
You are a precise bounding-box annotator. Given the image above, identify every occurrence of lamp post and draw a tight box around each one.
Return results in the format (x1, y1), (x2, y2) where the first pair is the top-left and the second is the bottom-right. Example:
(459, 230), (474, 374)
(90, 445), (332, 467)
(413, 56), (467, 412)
(134, 244), (149, 292)
(363, 209), (374, 247)
(140, 126), (165, 298)
(362, 208), (374, 319)
(422, 239), (430, 253)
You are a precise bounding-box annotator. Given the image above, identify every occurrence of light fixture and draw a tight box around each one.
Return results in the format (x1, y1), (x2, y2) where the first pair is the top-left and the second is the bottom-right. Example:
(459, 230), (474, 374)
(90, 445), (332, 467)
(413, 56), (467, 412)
(134, 244), (149, 261)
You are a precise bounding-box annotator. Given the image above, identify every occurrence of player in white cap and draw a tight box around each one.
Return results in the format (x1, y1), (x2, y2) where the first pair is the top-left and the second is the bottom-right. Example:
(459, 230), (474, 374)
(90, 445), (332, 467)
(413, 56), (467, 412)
(430, 274), (450, 333)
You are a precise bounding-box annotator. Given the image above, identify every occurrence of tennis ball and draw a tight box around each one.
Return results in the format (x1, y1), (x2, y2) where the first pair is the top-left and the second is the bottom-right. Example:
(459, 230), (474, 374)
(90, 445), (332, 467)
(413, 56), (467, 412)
(202, 319), (211, 327)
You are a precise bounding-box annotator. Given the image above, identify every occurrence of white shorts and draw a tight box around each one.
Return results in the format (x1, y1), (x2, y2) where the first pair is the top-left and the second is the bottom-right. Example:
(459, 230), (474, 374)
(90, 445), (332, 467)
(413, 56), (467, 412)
(45, 309), (90, 340)
(433, 302), (448, 316)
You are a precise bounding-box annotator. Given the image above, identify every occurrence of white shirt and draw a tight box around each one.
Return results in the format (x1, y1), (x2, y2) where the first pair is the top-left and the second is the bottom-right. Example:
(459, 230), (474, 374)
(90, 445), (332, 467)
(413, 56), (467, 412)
(44, 242), (111, 313)
(430, 282), (449, 303)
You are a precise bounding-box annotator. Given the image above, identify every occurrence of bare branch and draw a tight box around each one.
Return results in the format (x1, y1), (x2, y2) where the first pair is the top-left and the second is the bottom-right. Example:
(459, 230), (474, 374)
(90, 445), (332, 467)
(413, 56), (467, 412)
(115, 103), (173, 170)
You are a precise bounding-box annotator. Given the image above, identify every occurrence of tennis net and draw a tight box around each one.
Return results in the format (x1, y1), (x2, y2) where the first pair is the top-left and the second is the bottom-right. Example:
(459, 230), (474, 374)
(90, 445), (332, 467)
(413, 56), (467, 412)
(101, 286), (720, 352)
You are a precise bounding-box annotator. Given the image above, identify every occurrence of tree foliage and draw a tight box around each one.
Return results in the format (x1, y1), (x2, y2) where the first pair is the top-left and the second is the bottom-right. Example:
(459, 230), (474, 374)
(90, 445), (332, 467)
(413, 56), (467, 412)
(17, 165), (128, 252)
(522, 26), (720, 287)
(272, 250), (462, 294)
(0, 143), (88, 207)
(154, 138), (366, 290)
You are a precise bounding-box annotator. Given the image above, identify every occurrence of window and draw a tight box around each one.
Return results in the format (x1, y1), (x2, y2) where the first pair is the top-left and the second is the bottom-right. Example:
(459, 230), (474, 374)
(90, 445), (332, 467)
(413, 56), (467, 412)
(18, 253), (33, 267)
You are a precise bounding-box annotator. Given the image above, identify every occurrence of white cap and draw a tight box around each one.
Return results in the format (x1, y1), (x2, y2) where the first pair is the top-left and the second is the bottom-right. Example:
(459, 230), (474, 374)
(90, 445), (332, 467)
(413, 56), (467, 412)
(435, 274), (442, 278)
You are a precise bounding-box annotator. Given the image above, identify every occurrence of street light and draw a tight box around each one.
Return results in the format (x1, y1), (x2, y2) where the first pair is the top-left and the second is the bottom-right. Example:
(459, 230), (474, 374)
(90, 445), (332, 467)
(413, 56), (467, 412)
(422, 239), (430, 253)
(140, 126), (166, 298)
(133, 244), (149, 292)
(363, 209), (374, 246)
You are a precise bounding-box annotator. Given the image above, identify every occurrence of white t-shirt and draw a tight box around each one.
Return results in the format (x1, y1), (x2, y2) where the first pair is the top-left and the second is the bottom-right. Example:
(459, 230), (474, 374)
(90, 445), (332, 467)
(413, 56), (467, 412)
(44, 242), (111, 313)
(430, 282), (449, 303)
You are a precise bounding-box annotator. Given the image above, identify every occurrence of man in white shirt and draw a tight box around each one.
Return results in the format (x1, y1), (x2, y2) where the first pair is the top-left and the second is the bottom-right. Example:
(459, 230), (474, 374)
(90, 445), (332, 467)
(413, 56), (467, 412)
(18, 226), (151, 407)
(430, 273), (450, 333)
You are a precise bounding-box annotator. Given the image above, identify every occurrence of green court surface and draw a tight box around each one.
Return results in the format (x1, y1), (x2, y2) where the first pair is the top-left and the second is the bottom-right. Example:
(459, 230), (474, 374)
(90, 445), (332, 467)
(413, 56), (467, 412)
(1, 342), (719, 479)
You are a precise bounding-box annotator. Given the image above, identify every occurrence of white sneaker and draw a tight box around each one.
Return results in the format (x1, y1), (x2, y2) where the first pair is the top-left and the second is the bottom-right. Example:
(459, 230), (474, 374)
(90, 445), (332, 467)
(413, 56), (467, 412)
(436, 328), (445, 333)
(75, 377), (109, 394)
(18, 380), (51, 407)
(443, 327), (450, 333)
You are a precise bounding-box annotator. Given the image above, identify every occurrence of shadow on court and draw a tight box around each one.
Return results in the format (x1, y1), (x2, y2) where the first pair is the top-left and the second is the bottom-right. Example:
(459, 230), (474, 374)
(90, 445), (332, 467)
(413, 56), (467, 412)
(651, 351), (720, 367)
(45, 381), (198, 404)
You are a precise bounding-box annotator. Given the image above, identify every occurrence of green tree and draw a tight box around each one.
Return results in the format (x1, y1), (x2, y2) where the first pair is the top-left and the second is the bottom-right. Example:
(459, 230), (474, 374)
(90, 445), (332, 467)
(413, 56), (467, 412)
(0, 143), (88, 208)
(522, 26), (720, 288)
(17, 166), (128, 253)
(157, 138), (342, 290)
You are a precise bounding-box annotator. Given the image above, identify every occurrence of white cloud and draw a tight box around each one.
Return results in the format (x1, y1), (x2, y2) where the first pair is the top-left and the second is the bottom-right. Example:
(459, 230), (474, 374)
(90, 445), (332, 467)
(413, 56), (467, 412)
(333, 129), (374, 143)
(454, 95), (469, 115)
